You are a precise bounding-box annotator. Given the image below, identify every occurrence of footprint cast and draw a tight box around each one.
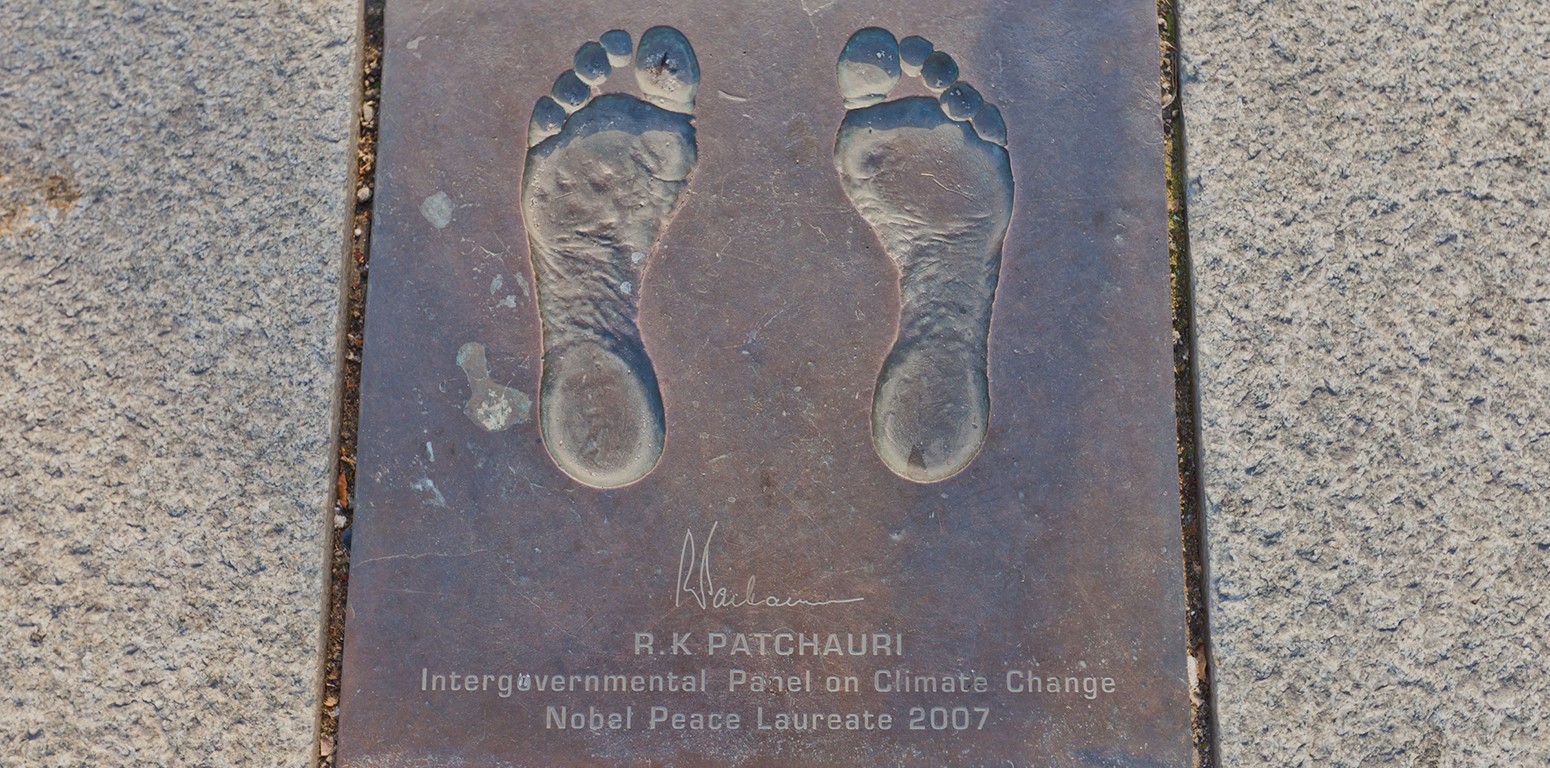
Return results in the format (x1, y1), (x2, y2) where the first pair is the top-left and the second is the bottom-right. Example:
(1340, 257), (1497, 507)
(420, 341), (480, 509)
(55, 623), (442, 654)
(519, 26), (1008, 487)
(834, 28), (1015, 483)
(521, 27), (699, 489)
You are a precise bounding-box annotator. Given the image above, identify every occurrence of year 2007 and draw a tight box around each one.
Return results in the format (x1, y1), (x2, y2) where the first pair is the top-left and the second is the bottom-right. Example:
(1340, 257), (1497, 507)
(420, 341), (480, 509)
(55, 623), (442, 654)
(908, 706), (990, 731)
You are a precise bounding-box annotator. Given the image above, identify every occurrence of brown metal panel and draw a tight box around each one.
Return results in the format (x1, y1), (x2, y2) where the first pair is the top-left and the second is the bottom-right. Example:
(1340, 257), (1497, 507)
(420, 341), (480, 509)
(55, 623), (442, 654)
(339, 1), (1186, 765)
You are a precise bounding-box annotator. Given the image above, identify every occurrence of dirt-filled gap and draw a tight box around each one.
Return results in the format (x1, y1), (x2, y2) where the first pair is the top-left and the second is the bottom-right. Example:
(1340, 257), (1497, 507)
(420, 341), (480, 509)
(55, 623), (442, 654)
(1157, 0), (1216, 764)
(318, 0), (384, 763)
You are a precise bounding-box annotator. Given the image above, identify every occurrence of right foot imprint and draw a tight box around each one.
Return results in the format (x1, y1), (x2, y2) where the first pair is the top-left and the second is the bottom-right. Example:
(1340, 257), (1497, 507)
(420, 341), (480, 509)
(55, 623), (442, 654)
(521, 27), (699, 489)
(834, 28), (1014, 483)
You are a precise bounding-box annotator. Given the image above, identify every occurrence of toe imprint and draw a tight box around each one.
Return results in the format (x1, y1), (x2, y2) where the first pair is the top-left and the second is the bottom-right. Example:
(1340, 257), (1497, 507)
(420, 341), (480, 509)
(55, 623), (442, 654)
(833, 28), (1015, 483)
(898, 35), (933, 77)
(521, 27), (700, 489)
(837, 28), (902, 109)
(634, 26), (699, 114)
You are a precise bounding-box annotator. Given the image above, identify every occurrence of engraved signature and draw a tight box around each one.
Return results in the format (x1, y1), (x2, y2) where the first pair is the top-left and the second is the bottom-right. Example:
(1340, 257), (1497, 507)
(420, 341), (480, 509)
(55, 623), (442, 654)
(675, 522), (864, 610)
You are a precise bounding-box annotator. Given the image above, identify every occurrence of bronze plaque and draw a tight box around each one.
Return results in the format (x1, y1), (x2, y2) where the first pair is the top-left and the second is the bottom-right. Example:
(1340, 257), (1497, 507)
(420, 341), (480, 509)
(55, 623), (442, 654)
(339, 0), (1187, 765)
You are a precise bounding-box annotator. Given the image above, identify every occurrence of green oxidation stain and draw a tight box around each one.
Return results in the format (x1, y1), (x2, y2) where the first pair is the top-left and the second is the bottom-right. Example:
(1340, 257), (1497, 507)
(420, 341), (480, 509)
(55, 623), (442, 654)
(455, 342), (531, 432)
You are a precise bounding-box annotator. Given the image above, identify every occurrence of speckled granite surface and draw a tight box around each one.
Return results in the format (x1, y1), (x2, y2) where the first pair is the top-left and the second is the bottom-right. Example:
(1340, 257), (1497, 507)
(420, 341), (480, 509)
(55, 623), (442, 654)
(1179, 1), (1550, 765)
(0, 2), (357, 766)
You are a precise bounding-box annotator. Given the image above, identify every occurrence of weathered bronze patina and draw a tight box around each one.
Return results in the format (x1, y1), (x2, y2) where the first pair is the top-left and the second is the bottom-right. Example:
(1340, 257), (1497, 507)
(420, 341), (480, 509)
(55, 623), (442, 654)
(339, 1), (1187, 764)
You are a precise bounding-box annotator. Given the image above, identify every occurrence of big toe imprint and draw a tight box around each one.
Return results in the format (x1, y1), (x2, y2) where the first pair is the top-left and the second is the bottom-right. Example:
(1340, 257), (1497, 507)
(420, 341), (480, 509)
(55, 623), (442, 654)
(833, 28), (1014, 483)
(521, 27), (699, 489)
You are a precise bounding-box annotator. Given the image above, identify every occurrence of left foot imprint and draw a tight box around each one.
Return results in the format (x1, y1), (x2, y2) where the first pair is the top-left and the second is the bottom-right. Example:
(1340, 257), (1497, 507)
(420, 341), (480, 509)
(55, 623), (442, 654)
(521, 27), (699, 489)
(834, 28), (1014, 483)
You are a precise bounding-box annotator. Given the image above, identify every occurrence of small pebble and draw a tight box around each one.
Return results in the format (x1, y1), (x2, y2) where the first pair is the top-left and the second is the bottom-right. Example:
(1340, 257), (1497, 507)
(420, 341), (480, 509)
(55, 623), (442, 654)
(356, 186), (371, 203)
(362, 103), (375, 124)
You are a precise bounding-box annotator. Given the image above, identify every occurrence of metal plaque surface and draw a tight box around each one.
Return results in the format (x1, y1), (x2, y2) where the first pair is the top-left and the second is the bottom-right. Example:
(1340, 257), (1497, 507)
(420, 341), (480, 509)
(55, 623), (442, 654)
(339, 0), (1186, 765)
